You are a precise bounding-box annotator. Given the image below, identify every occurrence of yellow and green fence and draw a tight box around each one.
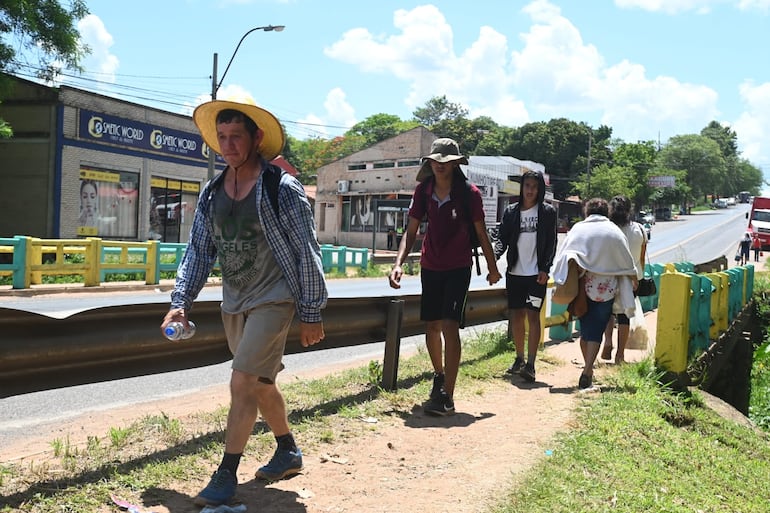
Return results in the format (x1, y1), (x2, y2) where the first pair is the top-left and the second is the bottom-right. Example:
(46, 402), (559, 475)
(1, 236), (369, 289)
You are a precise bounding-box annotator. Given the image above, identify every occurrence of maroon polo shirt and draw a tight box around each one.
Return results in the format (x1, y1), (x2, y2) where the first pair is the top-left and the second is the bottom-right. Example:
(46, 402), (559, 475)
(408, 178), (485, 271)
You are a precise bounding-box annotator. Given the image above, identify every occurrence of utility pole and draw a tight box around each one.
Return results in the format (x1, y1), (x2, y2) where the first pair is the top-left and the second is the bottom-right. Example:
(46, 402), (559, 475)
(204, 25), (284, 181)
(586, 130), (592, 198)
(206, 53), (218, 180)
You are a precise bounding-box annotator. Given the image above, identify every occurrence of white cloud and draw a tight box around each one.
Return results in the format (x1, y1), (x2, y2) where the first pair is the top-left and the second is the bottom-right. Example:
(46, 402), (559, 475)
(613, 0), (716, 14)
(614, 0), (770, 14)
(77, 15), (119, 82)
(323, 0), (766, 170)
(325, 5), (528, 125)
(323, 88), (357, 129)
(511, 1), (606, 109)
(290, 88), (357, 139)
(737, 0), (770, 12)
(733, 81), (770, 165)
(596, 61), (720, 142)
(510, 1), (720, 142)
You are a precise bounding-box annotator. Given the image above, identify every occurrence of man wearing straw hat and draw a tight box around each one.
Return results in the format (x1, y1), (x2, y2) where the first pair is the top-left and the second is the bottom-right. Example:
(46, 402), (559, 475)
(161, 98), (327, 506)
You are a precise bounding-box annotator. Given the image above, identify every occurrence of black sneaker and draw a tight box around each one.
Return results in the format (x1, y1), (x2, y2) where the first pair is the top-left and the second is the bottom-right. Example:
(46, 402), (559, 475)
(578, 373), (593, 390)
(519, 363), (536, 382)
(505, 356), (525, 375)
(429, 372), (445, 400)
(424, 391), (455, 416)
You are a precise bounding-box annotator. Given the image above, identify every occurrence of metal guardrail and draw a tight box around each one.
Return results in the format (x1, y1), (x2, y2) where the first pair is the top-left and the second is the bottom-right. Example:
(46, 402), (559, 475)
(0, 253), (743, 399)
(0, 288), (518, 398)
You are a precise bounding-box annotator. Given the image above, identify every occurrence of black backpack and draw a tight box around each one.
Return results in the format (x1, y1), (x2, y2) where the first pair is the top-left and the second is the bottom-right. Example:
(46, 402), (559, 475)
(423, 176), (482, 275)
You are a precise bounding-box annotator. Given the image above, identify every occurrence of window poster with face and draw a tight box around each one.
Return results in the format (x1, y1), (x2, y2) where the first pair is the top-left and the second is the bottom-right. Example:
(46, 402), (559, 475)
(78, 166), (139, 238)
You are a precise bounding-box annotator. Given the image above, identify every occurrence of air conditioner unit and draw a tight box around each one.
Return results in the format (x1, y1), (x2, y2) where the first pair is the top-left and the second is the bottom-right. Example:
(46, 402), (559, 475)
(337, 180), (349, 193)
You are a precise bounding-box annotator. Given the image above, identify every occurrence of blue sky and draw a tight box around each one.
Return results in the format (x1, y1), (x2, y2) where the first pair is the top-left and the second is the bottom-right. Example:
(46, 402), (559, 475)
(25, 0), (770, 187)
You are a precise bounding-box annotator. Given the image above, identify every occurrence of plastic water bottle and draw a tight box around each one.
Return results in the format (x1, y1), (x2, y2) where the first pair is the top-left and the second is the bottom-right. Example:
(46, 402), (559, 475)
(163, 321), (196, 341)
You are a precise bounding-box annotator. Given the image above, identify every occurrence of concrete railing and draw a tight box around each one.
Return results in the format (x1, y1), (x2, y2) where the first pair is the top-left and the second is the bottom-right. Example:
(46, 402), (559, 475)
(0, 236), (368, 289)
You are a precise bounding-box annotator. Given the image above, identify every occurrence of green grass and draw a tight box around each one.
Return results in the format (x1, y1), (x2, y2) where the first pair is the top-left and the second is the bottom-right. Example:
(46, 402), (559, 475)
(493, 361), (770, 512)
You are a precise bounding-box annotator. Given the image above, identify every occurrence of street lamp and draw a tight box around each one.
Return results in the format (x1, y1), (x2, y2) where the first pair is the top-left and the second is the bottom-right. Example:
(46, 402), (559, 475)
(206, 25), (285, 179)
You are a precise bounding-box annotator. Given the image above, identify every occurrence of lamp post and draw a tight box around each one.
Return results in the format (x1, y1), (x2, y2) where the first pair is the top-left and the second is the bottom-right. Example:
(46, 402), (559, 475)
(206, 25), (285, 179)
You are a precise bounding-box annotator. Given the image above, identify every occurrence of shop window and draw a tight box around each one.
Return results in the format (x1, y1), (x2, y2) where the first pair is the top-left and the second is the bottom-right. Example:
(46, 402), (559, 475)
(78, 167), (139, 239)
(149, 176), (200, 243)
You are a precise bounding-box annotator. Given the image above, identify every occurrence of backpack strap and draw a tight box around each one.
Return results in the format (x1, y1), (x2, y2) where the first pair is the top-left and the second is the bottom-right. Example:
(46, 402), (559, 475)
(262, 164), (286, 216)
(463, 181), (481, 276)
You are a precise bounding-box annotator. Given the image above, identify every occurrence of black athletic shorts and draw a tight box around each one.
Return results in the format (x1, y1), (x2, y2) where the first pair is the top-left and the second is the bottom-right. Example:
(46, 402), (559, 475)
(505, 274), (547, 311)
(420, 267), (472, 323)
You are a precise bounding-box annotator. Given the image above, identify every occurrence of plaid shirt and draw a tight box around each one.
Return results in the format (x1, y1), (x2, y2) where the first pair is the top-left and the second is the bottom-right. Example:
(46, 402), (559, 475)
(171, 162), (328, 323)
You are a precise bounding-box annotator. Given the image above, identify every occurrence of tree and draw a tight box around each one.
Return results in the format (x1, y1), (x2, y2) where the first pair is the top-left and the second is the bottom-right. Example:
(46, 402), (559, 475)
(500, 119), (612, 200)
(474, 125), (514, 156)
(658, 134), (725, 204)
(345, 113), (418, 147)
(734, 159), (764, 195)
(1, 0), (90, 137)
(612, 140), (659, 209)
(571, 163), (635, 201)
(700, 121), (738, 160)
(412, 95), (468, 127)
(288, 133), (368, 184)
(700, 121), (764, 196)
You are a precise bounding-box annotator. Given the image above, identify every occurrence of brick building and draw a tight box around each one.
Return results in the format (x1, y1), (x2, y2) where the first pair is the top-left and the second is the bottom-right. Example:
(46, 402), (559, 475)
(314, 126), (548, 250)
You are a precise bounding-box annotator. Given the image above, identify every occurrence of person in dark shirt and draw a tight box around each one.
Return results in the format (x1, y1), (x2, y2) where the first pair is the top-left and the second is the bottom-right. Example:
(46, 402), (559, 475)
(388, 138), (501, 416)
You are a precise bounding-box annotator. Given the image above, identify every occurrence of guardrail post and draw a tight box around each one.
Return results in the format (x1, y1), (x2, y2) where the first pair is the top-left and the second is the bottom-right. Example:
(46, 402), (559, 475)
(29, 237), (42, 285)
(146, 241), (159, 285)
(655, 272), (691, 373)
(705, 272), (727, 339)
(338, 246), (347, 274)
(744, 264), (754, 301)
(84, 238), (102, 286)
(381, 299), (404, 391)
(16, 236), (31, 289)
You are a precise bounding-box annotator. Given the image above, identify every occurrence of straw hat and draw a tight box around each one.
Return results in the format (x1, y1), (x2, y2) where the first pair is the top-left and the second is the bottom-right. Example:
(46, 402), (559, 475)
(193, 99), (285, 161)
(416, 138), (469, 182)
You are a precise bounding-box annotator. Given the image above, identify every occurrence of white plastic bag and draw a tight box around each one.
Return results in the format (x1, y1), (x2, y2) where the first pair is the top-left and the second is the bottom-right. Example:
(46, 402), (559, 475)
(627, 297), (649, 350)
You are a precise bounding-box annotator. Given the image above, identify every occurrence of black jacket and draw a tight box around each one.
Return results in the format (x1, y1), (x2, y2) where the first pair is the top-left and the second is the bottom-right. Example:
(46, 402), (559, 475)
(494, 173), (557, 275)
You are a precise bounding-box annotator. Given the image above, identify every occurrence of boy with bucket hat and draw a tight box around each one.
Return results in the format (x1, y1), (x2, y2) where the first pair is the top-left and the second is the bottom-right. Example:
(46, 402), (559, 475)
(161, 98), (327, 506)
(388, 137), (501, 415)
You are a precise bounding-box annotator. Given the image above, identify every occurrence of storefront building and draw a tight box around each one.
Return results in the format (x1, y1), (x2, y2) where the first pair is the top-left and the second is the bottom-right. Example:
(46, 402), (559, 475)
(314, 126), (549, 250)
(0, 74), (216, 243)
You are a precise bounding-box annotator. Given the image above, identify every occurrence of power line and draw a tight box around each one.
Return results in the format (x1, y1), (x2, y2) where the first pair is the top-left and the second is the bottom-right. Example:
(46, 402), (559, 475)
(8, 64), (356, 135)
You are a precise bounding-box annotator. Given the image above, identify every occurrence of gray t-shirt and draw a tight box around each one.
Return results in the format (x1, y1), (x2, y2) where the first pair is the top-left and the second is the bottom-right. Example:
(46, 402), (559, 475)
(212, 183), (293, 313)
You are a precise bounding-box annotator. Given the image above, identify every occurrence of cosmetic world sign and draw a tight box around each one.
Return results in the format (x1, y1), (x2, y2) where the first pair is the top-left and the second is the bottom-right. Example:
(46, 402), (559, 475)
(79, 109), (218, 162)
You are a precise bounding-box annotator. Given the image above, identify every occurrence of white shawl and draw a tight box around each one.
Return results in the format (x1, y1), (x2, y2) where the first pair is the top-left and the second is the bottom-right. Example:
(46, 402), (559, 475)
(552, 215), (638, 317)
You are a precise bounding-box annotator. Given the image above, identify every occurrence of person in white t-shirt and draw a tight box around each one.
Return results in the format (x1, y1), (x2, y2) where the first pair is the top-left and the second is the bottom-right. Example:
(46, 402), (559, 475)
(494, 170), (557, 382)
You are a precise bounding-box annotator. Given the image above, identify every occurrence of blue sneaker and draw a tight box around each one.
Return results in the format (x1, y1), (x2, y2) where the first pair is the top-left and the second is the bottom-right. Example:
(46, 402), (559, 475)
(255, 447), (303, 481)
(193, 468), (237, 506)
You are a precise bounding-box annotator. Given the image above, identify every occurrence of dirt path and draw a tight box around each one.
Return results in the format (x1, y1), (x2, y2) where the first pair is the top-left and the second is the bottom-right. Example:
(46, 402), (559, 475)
(1, 317), (657, 513)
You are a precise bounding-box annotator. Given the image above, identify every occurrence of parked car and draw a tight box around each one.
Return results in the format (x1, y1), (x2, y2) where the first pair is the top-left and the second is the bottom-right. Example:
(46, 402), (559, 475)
(637, 210), (655, 225)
